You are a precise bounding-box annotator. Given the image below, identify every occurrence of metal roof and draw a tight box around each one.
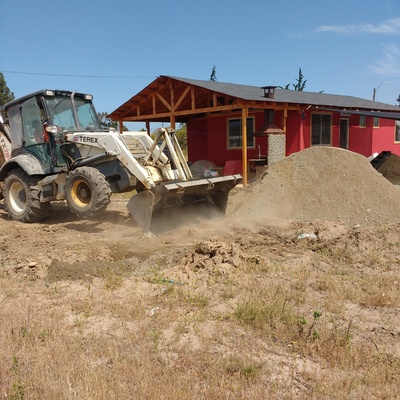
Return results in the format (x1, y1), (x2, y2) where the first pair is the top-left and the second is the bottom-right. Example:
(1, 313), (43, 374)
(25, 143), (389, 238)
(168, 76), (400, 112)
(107, 75), (400, 123)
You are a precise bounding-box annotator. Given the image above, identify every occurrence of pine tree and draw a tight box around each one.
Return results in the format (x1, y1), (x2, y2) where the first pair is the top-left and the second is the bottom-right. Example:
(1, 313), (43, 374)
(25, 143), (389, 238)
(0, 72), (15, 106)
(210, 65), (217, 82)
(293, 68), (307, 91)
(281, 68), (307, 91)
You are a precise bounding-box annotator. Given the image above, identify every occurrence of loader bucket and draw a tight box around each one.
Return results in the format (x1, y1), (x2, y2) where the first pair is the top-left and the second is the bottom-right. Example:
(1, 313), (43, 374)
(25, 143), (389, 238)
(127, 174), (242, 235)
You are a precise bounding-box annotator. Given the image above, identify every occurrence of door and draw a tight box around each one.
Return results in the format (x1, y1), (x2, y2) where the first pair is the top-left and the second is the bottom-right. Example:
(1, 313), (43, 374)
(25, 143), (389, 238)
(339, 119), (349, 149)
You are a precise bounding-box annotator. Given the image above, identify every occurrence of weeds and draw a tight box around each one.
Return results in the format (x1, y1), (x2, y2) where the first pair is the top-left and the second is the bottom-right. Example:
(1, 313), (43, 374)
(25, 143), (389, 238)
(103, 272), (123, 290)
(186, 292), (209, 308)
(241, 362), (263, 380)
(233, 286), (298, 336)
(307, 310), (322, 339)
(224, 357), (263, 380)
(8, 379), (25, 400)
(1, 224), (399, 399)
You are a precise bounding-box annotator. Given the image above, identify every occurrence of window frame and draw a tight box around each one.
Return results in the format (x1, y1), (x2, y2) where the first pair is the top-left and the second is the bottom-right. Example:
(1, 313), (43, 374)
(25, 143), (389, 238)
(311, 113), (332, 146)
(359, 115), (366, 128)
(373, 117), (380, 128)
(395, 121), (400, 143)
(227, 116), (255, 149)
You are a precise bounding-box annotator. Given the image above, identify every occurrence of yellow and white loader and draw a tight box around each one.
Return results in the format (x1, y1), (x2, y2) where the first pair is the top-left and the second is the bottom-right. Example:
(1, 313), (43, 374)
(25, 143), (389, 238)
(0, 90), (241, 234)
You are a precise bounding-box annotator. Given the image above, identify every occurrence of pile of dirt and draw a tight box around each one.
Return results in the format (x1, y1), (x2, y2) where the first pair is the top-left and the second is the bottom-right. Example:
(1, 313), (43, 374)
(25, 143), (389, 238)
(376, 153), (400, 185)
(227, 147), (400, 227)
(182, 235), (241, 272)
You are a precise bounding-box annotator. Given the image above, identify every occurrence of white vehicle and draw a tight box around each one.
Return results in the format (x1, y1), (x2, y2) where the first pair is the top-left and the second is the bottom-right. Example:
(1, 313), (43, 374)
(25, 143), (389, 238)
(0, 90), (241, 234)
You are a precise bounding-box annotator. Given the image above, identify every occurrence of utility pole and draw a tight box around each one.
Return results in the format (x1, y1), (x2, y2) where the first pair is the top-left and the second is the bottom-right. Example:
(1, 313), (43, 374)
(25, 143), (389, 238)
(373, 82), (388, 101)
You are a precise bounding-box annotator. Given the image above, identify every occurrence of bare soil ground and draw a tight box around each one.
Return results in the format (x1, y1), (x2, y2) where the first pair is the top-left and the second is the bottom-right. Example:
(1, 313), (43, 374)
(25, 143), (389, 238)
(1, 147), (399, 399)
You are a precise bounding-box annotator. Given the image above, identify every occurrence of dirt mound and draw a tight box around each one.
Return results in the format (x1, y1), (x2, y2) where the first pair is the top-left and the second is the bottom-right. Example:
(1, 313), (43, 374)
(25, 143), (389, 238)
(377, 153), (400, 185)
(227, 147), (400, 226)
(182, 235), (241, 273)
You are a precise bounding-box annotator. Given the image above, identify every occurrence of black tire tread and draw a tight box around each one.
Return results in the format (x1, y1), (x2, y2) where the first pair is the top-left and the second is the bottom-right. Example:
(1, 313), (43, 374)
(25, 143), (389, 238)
(65, 167), (111, 218)
(3, 169), (50, 223)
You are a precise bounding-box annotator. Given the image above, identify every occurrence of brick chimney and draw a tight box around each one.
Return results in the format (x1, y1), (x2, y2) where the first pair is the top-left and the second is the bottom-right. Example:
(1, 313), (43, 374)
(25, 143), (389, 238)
(261, 86), (277, 99)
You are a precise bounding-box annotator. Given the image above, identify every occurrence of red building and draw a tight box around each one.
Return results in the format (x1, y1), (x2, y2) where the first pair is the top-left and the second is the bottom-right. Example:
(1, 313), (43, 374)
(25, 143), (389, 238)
(109, 76), (400, 183)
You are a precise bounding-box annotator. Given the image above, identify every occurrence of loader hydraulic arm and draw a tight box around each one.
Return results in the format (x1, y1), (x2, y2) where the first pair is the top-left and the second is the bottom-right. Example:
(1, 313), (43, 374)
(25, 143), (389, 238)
(65, 131), (160, 189)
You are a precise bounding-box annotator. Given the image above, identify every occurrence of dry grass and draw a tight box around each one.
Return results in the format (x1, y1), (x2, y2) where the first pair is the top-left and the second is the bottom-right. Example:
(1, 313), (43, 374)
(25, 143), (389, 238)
(1, 224), (400, 399)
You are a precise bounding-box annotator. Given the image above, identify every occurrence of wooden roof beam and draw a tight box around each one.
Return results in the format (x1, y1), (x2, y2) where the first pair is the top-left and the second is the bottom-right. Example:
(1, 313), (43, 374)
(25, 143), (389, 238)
(121, 104), (245, 121)
(155, 92), (172, 111)
(175, 85), (191, 110)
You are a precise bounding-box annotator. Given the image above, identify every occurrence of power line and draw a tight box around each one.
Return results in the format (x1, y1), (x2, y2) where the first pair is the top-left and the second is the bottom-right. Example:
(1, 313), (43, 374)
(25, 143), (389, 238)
(1, 70), (156, 79)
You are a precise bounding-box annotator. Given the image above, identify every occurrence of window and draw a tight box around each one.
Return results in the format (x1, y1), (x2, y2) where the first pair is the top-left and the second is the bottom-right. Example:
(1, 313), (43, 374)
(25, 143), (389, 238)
(395, 121), (400, 142)
(359, 115), (366, 128)
(44, 95), (101, 131)
(311, 113), (331, 145)
(228, 117), (254, 148)
(7, 104), (23, 148)
(373, 117), (379, 128)
(20, 96), (43, 144)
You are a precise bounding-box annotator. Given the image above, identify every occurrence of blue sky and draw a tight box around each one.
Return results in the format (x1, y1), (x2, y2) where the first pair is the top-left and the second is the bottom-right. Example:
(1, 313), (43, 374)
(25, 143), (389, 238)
(1, 0), (399, 130)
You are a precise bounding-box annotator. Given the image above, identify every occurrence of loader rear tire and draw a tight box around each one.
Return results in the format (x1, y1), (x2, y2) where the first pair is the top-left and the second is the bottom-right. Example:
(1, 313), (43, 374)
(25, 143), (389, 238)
(65, 167), (111, 218)
(3, 169), (50, 222)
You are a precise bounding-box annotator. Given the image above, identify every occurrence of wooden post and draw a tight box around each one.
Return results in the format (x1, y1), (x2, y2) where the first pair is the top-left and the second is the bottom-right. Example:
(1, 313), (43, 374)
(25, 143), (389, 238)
(299, 111), (304, 150)
(118, 120), (123, 133)
(170, 115), (176, 130)
(283, 109), (287, 133)
(146, 121), (150, 135)
(241, 107), (248, 187)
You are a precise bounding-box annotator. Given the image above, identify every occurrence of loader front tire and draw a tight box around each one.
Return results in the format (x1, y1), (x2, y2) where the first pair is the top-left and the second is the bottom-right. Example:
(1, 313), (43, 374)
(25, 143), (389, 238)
(3, 169), (50, 222)
(65, 167), (111, 218)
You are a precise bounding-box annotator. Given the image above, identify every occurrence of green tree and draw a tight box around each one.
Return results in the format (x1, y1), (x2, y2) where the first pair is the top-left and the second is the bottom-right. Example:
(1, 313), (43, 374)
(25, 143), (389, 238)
(293, 68), (307, 91)
(175, 123), (187, 150)
(151, 124), (188, 157)
(397, 94), (400, 106)
(210, 65), (217, 82)
(0, 72), (14, 107)
(281, 68), (307, 91)
(97, 112), (128, 131)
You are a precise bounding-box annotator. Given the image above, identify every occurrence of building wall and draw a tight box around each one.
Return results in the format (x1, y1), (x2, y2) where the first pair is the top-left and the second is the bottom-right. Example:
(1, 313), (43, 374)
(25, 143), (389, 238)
(187, 109), (400, 166)
(286, 110), (305, 155)
(348, 114), (373, 156)
(370, 117), (400, 155)
(206, 115), (231, 165)
(188, 112), (269, 166)
(187, 118), (208, 162)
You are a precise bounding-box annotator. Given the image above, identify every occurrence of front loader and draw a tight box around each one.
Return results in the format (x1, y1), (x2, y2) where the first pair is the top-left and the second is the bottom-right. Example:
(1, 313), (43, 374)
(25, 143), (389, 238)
(0, 90), (241, 234)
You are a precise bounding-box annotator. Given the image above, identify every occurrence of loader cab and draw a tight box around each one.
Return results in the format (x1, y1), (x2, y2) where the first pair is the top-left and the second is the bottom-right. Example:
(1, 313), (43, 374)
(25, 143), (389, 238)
(4, 90), (101, 173)
(43, 90), (102, 132)
(5, 93), (59, 173)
